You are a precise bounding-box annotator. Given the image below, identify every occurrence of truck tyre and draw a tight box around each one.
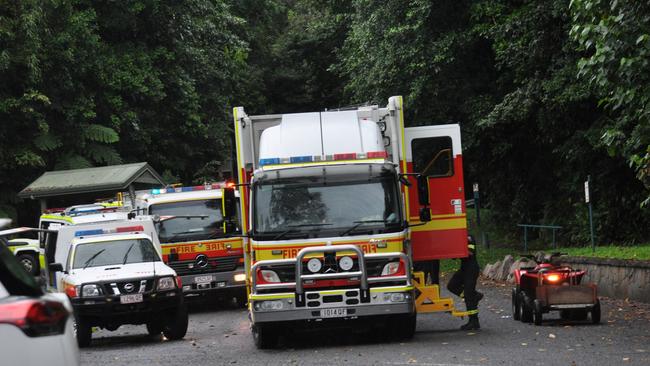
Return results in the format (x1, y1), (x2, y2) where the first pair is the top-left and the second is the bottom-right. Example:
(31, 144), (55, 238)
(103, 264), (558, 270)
(75, 317), (92, 348)
(17, 253), (39, 276)
(394, 313), (417, 340)
(533, 299), (543, 326)
(512, 288), (520, 321)
(235, 293), (248, 309)
(163, 304), (188, 340)
(591, 300), (601, 324)
(252, 323), (278, 349)
(519, 293), (533, 323)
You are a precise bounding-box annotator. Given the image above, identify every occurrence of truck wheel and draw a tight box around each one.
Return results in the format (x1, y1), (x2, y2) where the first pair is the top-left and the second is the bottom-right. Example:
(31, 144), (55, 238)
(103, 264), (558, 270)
(533, 300), (543, 326)
(591, 300), (601, 324)
(235, 293), (248, 309)
(252, 323), (278, 349)
(519, 293), (533, 323)
(512, 288), (520, 321)
(75, 317), (92, 348)
(17, 253), (39, 276)
(390, 313), (417, 340)
(163, 304), (188, 340)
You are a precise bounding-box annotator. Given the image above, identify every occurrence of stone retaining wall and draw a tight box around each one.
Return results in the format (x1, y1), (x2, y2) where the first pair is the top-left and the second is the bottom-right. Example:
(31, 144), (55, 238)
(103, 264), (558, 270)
(559, 257), (650, 303)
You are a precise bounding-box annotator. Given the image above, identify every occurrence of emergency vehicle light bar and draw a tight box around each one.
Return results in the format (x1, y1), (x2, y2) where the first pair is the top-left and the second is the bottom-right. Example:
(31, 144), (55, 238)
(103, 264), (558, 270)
(74, 225), (144, 237)
(258, 151), (388, 167)
(151, 182), (234, 195)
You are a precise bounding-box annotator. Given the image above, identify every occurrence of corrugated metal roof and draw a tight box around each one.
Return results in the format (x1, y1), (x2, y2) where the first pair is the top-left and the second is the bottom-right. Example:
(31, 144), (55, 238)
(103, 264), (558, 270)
(18, 162), (165, 199)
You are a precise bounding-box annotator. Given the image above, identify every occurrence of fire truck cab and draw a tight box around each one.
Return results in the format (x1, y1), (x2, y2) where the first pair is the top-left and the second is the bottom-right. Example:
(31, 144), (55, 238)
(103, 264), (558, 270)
(231, 96), (469, 348)
(124, 184), (246, 304)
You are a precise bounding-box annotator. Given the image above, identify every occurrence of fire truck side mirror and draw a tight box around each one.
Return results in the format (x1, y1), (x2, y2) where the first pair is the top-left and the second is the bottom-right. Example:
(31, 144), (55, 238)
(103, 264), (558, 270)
(221, 187), (237, 233)
(416, 175), (430, 206)
(419, 207), (431, 222)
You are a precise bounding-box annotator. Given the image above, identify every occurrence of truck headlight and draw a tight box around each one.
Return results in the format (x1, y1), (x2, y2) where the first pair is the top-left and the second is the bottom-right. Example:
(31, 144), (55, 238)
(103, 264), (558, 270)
(381, 261), (400, 276)
(81, 284), (101, 297)
(158, 276), (176, 290)
(338, 256), (354, 271)
(234, 273), (246, 282)
(307, 258), (322, 273)
(260, 270), (280, 283)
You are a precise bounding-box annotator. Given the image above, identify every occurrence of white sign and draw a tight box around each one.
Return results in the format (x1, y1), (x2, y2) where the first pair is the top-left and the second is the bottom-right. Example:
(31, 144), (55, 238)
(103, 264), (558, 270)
(584, 181), (590, 203)
(473, 183), (479, 192)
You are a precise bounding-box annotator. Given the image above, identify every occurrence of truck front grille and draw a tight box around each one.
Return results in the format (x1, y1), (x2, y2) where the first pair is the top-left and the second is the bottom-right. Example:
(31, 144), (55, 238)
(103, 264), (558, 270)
(168, 256), (240, 276)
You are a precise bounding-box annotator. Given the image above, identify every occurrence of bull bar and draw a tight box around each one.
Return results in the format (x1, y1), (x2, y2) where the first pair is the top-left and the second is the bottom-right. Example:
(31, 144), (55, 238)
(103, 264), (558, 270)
(250, 244), (411, 306)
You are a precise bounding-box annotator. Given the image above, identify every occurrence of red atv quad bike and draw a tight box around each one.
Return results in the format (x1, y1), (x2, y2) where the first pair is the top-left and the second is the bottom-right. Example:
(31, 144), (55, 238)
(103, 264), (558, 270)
(512, 252), (600, 325)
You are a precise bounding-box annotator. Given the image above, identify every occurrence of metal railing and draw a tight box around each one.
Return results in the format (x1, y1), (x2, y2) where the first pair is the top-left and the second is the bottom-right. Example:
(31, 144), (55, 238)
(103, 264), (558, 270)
(517, 224), (563, 251)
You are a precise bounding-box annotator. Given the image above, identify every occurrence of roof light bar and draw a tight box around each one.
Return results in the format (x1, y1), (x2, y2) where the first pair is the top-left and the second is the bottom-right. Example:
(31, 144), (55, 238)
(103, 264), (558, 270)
(150, 182), (231, 195)
(74, 225), (144, 237)
(258, 150), (389, 167)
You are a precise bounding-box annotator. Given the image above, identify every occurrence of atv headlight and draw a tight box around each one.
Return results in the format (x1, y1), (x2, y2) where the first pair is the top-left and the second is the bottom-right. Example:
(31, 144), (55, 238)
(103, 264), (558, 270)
(81, 284), (101, 297)
(158, 276), (176, 290)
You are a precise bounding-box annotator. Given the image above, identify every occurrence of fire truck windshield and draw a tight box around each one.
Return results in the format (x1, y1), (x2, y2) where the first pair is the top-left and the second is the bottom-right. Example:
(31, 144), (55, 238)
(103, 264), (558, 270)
(149, 200), (225, 243)
(253, 173), (402, 239)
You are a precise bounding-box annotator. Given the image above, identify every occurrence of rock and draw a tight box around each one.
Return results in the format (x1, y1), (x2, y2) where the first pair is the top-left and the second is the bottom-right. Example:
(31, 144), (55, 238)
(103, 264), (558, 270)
(494, 255), (515, 281)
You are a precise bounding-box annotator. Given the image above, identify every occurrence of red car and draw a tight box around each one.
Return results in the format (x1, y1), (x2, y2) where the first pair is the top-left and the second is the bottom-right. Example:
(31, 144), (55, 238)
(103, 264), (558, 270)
(512, 253), (600, 325)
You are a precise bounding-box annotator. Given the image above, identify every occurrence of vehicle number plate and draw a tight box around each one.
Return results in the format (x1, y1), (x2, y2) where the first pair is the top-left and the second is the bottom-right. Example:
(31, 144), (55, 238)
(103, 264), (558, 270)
(120, 293), (143, 304)
(319, 308), (347, 319)
(194, 275), (213, 284)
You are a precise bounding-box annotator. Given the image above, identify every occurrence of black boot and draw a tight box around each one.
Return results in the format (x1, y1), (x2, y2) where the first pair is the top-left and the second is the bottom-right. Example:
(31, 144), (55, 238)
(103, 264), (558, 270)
(476, 291), (484, 302)
(460, 315), (480, 330)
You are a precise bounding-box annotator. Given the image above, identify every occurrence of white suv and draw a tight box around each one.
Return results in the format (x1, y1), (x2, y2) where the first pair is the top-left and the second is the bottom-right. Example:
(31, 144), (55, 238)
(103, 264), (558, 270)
(49, 220), (188, 347)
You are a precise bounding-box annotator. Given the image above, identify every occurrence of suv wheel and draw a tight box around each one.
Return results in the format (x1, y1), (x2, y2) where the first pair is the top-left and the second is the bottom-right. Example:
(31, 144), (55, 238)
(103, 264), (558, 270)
(146, 320), (164, 336)
(75, 317), (92, 348)
(163, 303), (188, 340)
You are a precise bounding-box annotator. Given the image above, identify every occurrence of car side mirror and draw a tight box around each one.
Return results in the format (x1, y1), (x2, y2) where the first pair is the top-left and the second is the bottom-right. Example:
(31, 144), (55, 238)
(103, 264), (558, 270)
(49, 263), (64, 273)
(419, 207), (431, 222)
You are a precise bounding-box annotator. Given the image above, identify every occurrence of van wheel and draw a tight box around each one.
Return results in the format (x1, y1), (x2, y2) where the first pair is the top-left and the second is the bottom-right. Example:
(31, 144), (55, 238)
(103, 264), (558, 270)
(163, 304), (188, 340)
(17, 253), (39, 276)
(252, 323), (278, 349)
(75, 317), (92, 348)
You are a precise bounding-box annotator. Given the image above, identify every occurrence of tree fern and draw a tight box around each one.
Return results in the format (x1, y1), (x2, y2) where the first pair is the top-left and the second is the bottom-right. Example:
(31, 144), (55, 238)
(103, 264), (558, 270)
(82, 124), (119, 144)
(86, 143), (122, 165)
(33, 132), (62, 151)
(54, 154), (92, 170)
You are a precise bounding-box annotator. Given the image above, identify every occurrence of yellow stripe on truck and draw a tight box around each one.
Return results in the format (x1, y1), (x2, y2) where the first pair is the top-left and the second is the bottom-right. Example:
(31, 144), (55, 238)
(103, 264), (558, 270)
(409, 217), (467, 232)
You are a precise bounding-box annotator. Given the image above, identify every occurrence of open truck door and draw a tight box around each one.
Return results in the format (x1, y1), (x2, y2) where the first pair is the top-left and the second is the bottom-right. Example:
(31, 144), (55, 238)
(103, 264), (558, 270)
(405, 124), (468, 260)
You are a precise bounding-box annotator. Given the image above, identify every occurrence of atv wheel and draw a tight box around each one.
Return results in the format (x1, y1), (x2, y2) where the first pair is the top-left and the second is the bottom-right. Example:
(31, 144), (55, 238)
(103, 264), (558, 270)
(519, 293), (533, 323)
(591, 300), (601, 324)
(252, 323), (279, 349)
(512, 288), (520, 321)
(163, 303), (188, 340)
(533, 299), (543, 326)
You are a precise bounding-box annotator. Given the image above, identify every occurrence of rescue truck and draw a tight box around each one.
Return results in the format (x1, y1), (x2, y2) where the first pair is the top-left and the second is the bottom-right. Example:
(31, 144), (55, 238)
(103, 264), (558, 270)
(228, 96), (472, 348)
(122, 184), (246, 305)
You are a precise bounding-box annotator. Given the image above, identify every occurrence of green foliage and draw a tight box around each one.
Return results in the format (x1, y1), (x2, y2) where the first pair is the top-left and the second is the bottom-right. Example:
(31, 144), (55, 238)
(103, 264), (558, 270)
(570, 0), (650, 206)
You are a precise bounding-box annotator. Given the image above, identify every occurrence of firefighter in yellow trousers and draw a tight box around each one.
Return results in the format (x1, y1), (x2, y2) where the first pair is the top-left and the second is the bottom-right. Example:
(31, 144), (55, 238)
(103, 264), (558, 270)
(447, 235), (483, 330)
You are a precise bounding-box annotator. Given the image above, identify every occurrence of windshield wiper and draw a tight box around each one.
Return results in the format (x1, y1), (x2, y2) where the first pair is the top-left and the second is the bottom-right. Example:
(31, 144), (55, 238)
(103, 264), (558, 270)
(122, 243), (135, 265)
(165, 229), (206, 242)
(339, 220), (388, 237)
(273, 223), (333, 240)
(83, 249), (106, 269)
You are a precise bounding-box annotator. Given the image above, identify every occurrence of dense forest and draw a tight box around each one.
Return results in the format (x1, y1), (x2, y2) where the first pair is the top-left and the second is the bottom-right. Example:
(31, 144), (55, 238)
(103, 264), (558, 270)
(0, 0), (648, 244)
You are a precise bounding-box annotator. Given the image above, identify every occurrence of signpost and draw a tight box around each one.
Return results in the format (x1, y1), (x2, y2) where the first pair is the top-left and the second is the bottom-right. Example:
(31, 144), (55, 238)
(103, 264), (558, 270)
(585, 176), (595, 252)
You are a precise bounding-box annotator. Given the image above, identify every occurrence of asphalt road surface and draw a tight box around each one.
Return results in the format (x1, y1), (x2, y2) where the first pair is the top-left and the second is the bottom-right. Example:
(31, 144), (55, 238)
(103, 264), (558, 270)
(81, 279), (650, 366)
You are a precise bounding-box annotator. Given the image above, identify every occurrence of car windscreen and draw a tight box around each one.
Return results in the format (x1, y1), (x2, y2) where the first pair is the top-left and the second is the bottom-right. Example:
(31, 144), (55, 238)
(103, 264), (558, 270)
(253, 173), (402, 238)
(0, 239), (43, 296)
(72, 238), (159, 269)
(149, 199), (225, 243)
